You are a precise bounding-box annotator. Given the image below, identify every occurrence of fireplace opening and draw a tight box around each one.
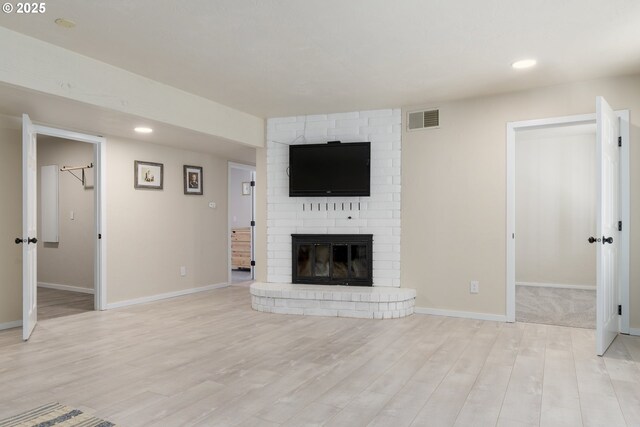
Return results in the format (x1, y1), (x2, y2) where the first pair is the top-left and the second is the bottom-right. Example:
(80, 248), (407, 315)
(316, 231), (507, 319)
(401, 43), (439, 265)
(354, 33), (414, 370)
(292, 234), (372, 286)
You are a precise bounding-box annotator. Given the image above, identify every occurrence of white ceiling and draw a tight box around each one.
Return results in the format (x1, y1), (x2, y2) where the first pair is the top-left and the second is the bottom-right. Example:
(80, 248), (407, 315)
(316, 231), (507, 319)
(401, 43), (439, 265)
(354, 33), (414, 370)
(1, 0), (639, 119)
(0, 83), (256, 163)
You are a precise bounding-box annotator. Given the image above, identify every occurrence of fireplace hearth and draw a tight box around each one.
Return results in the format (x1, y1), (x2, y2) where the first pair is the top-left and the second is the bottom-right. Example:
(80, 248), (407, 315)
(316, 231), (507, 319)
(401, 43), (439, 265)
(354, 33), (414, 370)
(292, 234), (373, 286)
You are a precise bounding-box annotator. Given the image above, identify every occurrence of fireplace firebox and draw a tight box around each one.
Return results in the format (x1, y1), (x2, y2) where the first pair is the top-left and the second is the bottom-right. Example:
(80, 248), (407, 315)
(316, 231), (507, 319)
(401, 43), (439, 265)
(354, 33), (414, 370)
(292, 234), (373, 286)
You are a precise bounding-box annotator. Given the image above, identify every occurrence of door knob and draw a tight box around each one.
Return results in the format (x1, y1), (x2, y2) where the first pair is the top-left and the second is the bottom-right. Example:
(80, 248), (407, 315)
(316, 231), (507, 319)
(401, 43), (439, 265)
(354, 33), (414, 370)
(588, 236), (601, 244)
(603, 236), (613, 244)
(15, 237), (24, 244)
(27, 237), (37, 244)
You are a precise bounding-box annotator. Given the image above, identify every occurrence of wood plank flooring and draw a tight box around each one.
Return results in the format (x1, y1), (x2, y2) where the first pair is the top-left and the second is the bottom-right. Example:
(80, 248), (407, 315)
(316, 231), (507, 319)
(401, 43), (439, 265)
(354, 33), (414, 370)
(0, 285), (638, 426)
(37, 287), (94, 321)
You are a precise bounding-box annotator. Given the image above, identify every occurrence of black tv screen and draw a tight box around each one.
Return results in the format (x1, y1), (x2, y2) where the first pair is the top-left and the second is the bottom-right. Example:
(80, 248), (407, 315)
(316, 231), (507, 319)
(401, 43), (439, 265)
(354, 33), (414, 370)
(289, 142), (370, 197)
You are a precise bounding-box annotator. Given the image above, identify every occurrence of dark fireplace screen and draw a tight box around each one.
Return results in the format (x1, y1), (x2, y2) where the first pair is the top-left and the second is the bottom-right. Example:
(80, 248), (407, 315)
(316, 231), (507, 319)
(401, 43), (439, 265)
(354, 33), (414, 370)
(292, 234), (373, 286)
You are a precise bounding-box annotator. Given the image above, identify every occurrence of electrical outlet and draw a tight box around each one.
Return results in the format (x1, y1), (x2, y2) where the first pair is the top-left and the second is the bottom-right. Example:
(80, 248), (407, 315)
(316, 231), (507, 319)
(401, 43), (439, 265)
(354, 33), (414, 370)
(470, 281), (479, 294)
(180, 266), (187, 277)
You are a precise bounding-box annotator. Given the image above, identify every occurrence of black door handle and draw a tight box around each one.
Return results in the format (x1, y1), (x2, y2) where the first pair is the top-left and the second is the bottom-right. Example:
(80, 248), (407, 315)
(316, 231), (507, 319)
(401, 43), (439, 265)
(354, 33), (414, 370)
(15, 237), (24, 244)
(603, 236), (613, 244)
(588, 236), (601, 244)
(27, 237), (38, 244)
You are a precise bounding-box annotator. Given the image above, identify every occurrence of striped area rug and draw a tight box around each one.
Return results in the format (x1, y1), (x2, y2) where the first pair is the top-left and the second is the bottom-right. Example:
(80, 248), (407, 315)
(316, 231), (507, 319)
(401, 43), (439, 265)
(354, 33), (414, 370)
(0, 402), (114, 427)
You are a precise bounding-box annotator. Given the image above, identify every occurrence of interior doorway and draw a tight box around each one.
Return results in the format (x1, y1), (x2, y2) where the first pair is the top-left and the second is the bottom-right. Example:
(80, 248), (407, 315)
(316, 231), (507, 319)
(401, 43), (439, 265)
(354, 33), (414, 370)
(513, 123), (596, 329)
(228, 162), (256, 283)
(506, 104), (630, 356)
(37, 136), (95, 320)
(20, 115), (106, 340)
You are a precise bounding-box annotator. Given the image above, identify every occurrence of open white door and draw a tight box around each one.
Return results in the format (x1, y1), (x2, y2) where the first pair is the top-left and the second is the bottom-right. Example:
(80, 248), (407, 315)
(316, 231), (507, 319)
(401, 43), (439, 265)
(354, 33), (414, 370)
(22, 114), (38, 340)
(595, 97), (620, 356)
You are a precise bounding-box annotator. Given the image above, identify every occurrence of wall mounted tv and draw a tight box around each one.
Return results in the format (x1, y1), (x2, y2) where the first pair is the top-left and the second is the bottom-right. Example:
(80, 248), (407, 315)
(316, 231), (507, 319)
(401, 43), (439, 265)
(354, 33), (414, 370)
(289, 141), (370, 197)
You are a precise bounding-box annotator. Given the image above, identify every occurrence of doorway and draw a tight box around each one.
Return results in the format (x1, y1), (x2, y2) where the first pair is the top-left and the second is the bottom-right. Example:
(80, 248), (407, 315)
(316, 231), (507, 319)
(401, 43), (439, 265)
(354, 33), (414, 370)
(513, 123), (596, 329)
(506, 104), (630, 355)
(228, 162), (256, 283)
(37, 136), (95, 320)
(20, 115), (106, 340)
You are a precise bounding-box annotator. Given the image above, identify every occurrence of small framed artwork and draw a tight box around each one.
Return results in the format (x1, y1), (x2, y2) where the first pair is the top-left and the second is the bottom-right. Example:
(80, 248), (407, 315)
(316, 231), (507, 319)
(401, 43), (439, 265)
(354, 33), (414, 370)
(134, 160), (163, 190)
(184, 165), (203, 195)
(242, 181), (251, 196)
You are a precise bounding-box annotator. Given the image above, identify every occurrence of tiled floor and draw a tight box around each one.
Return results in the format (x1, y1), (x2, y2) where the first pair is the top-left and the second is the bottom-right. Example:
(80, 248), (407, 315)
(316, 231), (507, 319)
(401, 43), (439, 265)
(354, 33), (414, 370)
(0, 285), (638, 426)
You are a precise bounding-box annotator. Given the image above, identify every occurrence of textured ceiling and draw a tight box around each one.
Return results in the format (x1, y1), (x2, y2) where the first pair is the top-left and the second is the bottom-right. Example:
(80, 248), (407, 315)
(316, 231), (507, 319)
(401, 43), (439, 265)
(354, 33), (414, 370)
(1, 0), (639, 118)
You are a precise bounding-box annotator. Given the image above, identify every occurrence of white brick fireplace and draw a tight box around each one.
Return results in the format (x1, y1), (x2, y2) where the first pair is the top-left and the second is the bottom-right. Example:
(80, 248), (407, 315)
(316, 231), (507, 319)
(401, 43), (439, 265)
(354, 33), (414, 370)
(266, 108), (402, 287)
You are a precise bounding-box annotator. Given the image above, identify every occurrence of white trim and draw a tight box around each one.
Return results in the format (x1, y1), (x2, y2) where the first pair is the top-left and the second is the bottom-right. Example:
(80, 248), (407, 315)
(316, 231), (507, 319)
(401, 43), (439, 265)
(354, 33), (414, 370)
(629, 328), (640, 337)
(506, 110), (630, 331)
(106, 282), (230, 309)
(96, 137), (108, 310)
(516, 282), (595, 291)
(506, 122), (516, 322)
(32, 125), (105, 145)
(414, 307), (507, 322)
(618, 110), (630, 334)
(38, 282), (95, 294)
(0, 320), (22, 331)
(507, 113), (596, 130)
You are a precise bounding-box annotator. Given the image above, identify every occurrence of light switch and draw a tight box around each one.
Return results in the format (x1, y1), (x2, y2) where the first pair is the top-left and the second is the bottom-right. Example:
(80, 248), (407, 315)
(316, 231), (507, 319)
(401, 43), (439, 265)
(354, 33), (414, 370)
(209, 202), (216, 209)
(70, 211), (75, 220)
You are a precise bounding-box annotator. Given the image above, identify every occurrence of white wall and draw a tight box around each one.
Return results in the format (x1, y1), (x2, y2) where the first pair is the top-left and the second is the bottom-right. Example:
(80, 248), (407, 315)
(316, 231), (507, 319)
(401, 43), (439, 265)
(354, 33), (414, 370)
(515, 129), (596, 287)
(37, 137), (95, 291)
(266, 109), (401, 286)
(229, 167), (253, 229)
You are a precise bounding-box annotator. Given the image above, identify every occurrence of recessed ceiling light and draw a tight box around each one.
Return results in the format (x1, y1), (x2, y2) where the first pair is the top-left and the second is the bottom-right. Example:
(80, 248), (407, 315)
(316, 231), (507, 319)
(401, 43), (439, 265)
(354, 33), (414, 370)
(54, 18), (76, 29)
(512, 59), (537, 69)
(134, 127), (153, 134)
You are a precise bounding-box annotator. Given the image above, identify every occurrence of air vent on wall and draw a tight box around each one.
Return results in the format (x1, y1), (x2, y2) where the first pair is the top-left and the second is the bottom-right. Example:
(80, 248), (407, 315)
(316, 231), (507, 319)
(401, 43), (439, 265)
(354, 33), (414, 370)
(407, 109), (439, 131)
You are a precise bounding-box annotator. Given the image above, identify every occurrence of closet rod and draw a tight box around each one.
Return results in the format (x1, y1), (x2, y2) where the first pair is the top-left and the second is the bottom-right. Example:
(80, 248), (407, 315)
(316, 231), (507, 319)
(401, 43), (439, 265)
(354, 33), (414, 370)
(60, 163), (93, 171)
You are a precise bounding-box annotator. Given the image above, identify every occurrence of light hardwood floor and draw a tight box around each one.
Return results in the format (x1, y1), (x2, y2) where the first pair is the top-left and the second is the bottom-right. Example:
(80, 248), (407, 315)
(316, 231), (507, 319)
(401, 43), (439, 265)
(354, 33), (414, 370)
(0, 285), (638, 426)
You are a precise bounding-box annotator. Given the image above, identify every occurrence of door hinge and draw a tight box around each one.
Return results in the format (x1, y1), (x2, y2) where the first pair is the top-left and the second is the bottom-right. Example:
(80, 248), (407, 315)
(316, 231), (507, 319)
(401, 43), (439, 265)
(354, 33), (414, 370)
(250, 220), (255, 227)
(618, 305), (622, 315)
(98, 233), (102, 239)
(618, 221), (622, 231)
(250, 260), (256, 267)
(250, 180), (255, 187)
(618, 136), (622, 147)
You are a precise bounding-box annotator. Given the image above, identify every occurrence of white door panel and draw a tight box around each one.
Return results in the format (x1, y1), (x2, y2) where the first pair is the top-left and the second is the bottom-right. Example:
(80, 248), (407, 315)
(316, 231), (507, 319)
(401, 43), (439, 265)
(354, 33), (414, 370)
(22, 114), (38, 340)
(595, 97), (620, 356)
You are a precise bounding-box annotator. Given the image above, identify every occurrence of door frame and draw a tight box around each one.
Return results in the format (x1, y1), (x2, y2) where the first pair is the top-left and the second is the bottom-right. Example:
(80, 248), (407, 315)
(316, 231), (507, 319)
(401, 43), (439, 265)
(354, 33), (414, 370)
(31, 124), (108, 311)
(227, 161), (256, 283)
(506, 111), (630, 334)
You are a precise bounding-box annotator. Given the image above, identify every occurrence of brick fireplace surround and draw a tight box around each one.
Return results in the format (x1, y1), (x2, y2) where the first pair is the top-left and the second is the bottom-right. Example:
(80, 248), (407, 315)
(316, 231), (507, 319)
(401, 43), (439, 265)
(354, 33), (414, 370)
(257, 108), (416, 319)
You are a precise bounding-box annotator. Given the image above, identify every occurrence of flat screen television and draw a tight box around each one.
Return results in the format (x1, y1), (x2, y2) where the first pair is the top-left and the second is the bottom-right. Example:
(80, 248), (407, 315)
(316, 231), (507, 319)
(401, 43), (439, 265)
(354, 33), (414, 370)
(289, 142), (370, 197)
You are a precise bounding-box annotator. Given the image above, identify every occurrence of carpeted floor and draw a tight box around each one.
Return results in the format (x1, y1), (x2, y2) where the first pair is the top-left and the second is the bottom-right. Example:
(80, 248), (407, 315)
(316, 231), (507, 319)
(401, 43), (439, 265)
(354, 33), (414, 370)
(516, 284), (595, 329)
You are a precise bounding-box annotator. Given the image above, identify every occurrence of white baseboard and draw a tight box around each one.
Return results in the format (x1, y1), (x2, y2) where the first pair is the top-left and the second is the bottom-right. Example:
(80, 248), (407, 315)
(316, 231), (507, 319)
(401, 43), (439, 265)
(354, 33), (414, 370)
(414, 307), (507, 322)
(38, 282), (95, 294)
(516, 281), (595, 291)
(106, 282), (230, 309)
(629, 328), (640, 337)
(0, 320), (22, 331)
